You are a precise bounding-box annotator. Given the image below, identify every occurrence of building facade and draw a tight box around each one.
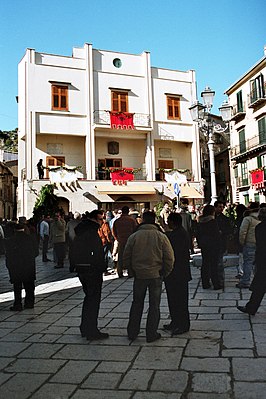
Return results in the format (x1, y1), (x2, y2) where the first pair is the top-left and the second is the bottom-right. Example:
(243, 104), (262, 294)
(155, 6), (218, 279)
(225, 47), (266, 205)
(17, 43), (202, 218)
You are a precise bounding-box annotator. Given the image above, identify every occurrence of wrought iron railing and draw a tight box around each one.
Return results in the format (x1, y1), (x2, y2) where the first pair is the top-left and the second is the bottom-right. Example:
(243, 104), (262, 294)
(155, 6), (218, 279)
(236, 176), (249, 187)
(230, 103), (246, 120)
(95, 168), (145, 181)
(248, 83), (266, 107)
(231, 132), (266, 158)
(93, 111), (151, 128)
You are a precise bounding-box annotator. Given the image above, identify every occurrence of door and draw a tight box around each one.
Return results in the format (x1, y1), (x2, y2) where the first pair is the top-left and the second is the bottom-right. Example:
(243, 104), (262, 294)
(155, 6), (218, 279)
(158, 160), (174, 181)
(46, 156), (65, 178)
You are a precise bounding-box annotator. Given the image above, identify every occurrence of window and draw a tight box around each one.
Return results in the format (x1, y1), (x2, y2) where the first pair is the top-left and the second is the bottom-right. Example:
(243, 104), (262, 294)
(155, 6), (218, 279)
(239, 128), (246, 153)
(111, 91), (128, 113)
(52, 85), (68, 111)
(236, 90), (243, 112)
(167, 96), (181, 120)
(250, 74), (265, 103)
(258, 117), (266, 144)
(241, 162), (248, 186)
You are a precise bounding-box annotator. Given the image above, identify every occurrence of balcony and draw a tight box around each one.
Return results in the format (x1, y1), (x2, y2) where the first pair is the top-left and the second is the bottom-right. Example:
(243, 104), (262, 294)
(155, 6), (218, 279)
(248, 83), (266, 108)
(230, 103), (246, 122)
(93, 111), (151, 129)
(231, 131), (266, 159)
(95, 167), (145, 181)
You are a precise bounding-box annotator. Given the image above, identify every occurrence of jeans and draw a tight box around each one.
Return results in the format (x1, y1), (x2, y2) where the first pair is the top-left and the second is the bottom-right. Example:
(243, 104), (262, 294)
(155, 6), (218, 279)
(127, 277), (162, 340)
(240, 244), (256, 286)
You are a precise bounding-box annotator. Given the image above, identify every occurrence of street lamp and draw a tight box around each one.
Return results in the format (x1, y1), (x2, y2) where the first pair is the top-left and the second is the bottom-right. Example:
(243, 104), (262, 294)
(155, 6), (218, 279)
(189, 87), (231, 204)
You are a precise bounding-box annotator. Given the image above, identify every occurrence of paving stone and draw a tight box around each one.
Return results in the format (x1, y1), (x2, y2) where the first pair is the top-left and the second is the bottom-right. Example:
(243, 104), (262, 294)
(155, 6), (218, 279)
(181, 357), (230, 372)
(5, 358), (66, 373)
(192, 372), (231, 393)
(0, 373), (50, 399)
(0, 371), (14, 385)
(188, 393), (230, 399)
(31, 383), (76, 399)
(222, 349), (254, 357)
(119, 369), (153, 390)
(96, 361), (131, 373)
(151, 370), (188, 392)
(133, 393), (180, 399)
(197, 314), (222, 320)
(0, 341), (31, 356)
(51, 360), (98, 383)
(133, 347), (183, 370)
(201, 300), (237, 307)
(185, 338), (220, 357)
(54, 344), (139, 361)
(233, 358), (266, 381)
(234, 382), (266, 399)
(72, 389), (132, 399)
(223, 330), (254, 349)
(18, 342), (64, 358)
(82, 371), (121, 389)
(191, 320), (250, 331)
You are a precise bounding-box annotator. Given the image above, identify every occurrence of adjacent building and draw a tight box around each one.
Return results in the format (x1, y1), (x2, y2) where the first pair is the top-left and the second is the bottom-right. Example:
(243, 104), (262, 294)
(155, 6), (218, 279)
(226, 47), (266, 205)
(17, 43), (202, 218)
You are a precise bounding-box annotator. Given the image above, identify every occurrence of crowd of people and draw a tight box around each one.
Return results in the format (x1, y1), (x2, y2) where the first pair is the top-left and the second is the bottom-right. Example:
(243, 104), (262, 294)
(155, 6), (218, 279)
(1, 198), (266, 342)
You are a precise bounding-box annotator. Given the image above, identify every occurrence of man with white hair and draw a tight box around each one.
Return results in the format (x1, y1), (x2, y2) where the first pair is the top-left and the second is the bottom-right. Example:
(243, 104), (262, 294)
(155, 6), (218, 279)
(66, 212), (81, 272)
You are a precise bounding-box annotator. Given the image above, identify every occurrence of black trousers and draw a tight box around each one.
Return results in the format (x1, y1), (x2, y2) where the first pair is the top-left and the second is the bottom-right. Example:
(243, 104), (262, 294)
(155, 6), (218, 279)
(42, 235), (49, 261)
(127, 277), (162, 341)
(165, 276), (190, 331)
(54, 242), (65, 266)
(78, 271), (103, 337)
(246, 289), (265, 314)
(201, 248), (220, 288)
(13, 280), (35, 307)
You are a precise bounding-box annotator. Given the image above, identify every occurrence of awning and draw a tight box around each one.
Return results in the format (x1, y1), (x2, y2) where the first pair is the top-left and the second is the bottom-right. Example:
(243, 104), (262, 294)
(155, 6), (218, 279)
(96, 183), (156, 195)
(180, 185), (204, 199)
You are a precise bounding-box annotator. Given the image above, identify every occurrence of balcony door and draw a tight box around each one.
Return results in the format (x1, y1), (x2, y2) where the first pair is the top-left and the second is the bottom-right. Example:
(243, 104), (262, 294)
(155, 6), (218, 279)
(97, 158), (122, 180)
(158, 160), (174, 181)
(46, 156), (65, 178)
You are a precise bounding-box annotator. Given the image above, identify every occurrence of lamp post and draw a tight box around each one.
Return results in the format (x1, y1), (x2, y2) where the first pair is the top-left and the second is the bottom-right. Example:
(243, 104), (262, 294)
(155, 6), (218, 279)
(189, 87), (231, 204)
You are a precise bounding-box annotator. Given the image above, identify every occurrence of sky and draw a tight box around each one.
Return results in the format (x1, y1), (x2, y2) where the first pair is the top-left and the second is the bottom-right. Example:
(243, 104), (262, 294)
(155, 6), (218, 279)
(0, 0), (265, 131)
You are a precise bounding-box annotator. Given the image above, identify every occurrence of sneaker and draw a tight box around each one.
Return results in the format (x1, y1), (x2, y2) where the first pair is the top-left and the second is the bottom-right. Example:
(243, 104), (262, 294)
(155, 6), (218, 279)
(86, 332), (109, 340)
(146, 332), (161, 343)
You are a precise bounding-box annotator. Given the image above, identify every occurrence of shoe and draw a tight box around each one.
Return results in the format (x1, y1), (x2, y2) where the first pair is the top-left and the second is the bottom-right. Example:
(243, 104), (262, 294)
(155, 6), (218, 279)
(24, 304), (34, 309)
(171, 328), (189, 336)
(213, 285), (223, 290)
(86, 332), (109, 340)
(43, 259), (51, 262)
(202, 284), (211, 289)
(236, 283), (250, 289)
(54, 265), (64, 269)
(237, 306), (255, 316)
(128, 335), (138, 341)
(10, 305), (23, 311)
(118, 273), (123, 278)
(163, 323), (174, 331)
(146, 332), (161, 343)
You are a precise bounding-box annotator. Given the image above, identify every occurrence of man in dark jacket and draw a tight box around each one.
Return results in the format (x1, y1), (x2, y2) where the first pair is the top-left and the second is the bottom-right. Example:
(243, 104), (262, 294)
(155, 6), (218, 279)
(5, 223), (37, 311)
(237, 207), (266, 315)
(164, 212), (192, 335)
(73, 210), (109, 340)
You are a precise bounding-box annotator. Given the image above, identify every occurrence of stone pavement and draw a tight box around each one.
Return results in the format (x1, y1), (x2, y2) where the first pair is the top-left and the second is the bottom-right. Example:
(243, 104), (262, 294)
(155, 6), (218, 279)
(0, 251), (266, 399)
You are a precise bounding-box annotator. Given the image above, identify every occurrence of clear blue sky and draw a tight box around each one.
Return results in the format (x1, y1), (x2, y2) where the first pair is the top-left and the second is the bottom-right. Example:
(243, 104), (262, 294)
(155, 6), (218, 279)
(0, 0), (265, 131)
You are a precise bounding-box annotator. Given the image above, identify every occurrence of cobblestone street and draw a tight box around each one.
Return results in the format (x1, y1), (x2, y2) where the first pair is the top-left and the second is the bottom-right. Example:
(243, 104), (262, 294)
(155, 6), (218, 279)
(0, 252), (266, 398)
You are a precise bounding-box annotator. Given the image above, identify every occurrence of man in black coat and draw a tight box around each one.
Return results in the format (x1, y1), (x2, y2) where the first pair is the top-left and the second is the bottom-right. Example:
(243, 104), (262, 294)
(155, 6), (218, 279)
(164, 212), (192, 335)
(237, 207), (266, 315)
(5, 223), (36, 311)
(73, 210), (109, 340)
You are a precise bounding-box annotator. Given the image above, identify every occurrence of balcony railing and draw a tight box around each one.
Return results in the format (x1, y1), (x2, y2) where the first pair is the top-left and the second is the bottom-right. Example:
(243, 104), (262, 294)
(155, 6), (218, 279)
(248, 83), (266, 107)
(230, 103), (246, 121)
(231, 131), (266, 159)
(236, 176), (249, 188)
(93, 110), (151, 128)
(95, 168), (145, 181)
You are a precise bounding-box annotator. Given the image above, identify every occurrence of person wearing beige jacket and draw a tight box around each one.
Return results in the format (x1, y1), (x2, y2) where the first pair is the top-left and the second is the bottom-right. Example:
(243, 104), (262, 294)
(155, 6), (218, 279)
(123, 211), (174, 343)
(237, 203), (260, 288)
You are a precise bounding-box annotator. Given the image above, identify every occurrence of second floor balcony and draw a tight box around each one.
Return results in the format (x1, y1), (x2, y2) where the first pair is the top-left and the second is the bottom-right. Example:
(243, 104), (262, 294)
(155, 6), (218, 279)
(248, 83), (266, 108)
(93, 110), (151, 129)
(230, 103), (246, 121)
(231, 131), (266, 159)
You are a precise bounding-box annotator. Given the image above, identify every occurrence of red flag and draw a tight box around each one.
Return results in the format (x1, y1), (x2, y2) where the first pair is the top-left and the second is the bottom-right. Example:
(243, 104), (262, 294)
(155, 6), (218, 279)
(110, 112), (134, 129)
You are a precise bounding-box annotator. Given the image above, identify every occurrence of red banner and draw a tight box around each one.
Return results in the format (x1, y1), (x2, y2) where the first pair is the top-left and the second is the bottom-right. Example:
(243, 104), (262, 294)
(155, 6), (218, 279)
(250, 169), (264, 188)
(110, 112), (134, 129)
(110, 168), (134, 183)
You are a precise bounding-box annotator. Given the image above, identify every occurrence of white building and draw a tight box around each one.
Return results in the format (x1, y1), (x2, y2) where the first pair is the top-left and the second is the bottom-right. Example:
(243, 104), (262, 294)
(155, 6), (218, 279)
(17, 43), (202, 218)
(225, 47), (266, 205)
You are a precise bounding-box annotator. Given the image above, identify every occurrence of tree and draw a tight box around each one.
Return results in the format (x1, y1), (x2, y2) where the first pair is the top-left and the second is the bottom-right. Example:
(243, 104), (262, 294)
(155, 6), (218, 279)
(32, 184), (60, 221)
(0, 128), (18, 153)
